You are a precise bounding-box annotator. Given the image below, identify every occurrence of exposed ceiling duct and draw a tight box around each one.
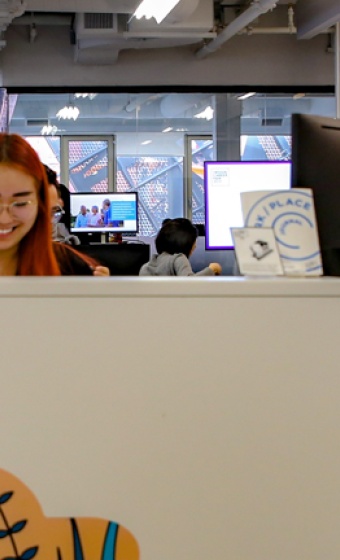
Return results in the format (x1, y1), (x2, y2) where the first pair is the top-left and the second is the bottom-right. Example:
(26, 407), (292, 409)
(74, 0), (215, 64)
(0, 0), (26, 49)
(24, 0), (200, 20)
(4, 0), (338, 64)
(195, 0), (279, 59)
(24, 0), (140, 14)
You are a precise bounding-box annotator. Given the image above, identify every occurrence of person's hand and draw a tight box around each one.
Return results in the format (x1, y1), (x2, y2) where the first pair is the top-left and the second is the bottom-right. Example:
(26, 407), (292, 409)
(209, 262), (222, 275)
(93, 266), (110, 276)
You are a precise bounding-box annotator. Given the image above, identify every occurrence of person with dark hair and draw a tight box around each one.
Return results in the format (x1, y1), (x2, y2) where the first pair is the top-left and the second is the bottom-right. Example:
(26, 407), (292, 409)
(56, 182), (71, 230)
(43, 165), (70, 225)
(43, 165), (71, 230)
(161, 218), (172, 227)
(49, 183), (80, 246)
(44, 164), (80, 246)
(43, 164), (58, 186)
(139, 218), (222, 276)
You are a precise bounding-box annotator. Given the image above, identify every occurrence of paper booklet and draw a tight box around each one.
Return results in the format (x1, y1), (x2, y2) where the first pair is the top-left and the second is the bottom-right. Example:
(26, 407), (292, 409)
(240, 188), (323, 276)
(231, 227), (284, 276)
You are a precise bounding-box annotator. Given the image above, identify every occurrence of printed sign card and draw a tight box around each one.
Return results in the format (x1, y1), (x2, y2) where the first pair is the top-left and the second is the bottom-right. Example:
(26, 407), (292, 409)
(231, 227), (284, 276)
(240, 188), (323, 276)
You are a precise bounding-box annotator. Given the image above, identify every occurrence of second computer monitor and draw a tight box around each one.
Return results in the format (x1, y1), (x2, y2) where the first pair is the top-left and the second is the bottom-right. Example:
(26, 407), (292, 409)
(204, 160), (291, 250)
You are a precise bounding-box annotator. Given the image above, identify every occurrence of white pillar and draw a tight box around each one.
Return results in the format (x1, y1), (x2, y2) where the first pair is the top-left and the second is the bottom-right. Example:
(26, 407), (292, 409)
(213, 94), (242, 161)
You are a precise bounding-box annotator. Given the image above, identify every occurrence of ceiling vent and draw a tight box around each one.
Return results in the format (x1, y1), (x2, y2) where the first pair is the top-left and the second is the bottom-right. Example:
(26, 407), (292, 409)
(83, 13), (116, 30)
(26, 119), (48, 126)
(75, 12), (118, 44)
(261, 118), (283, 126)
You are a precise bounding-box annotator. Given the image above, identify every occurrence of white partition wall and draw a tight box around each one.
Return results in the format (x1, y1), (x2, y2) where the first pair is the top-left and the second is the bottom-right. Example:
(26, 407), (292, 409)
(1, 277), (340, 560)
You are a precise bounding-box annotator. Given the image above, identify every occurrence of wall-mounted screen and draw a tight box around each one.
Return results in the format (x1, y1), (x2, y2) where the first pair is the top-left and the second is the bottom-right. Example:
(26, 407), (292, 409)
(204, 160), (291, 250)
(70, 192), (138, 234)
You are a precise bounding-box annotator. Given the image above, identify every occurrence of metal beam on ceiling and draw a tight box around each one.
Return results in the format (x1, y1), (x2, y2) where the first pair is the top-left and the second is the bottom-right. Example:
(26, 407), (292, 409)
(296, 0), (340, 39)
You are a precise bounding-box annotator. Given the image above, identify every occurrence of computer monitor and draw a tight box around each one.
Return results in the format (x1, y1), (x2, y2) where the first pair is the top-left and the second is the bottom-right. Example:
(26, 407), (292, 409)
(204, 160), (291, 250)
(291, 113), (340, 276)
(70, 192), (139, 234)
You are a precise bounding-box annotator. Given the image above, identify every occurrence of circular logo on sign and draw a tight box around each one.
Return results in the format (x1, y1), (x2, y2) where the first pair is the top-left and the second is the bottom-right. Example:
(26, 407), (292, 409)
(243, 190), (319, 262)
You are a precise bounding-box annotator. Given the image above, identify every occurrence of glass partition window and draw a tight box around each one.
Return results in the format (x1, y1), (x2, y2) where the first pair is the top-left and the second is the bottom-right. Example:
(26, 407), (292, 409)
(241, 135), (291, 160)
(62, 138), (114, 193)
(188, 137), (213, 225)
(26, 136), (61, 178)
(117, 155), (183, 237)
(13, 91), (335, 236)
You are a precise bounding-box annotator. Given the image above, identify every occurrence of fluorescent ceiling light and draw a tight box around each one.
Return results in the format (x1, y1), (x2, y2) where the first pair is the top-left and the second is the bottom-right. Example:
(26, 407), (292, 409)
(162, 127), (173, 133)
(134, 0), (181, 24)
(56, 106), (80, 120)
(41, 124), (58, 135)
(237, 92), (256, 100)
(141, 140), (152, 145)
(194, 106), (214, 120)
(74, 93), (98, 100)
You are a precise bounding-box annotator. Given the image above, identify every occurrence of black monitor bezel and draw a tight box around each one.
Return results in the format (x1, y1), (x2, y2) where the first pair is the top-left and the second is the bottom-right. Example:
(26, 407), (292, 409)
(70, 191), (139, 234)
(291, 113), (340, 276)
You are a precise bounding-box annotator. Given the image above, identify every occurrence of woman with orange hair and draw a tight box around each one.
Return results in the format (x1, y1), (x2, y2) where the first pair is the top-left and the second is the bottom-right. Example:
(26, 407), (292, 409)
(0, 133), (107, 276)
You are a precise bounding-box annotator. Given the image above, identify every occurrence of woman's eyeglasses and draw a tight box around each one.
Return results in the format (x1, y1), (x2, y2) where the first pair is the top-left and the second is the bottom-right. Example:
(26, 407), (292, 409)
(0, 200), (37, 218)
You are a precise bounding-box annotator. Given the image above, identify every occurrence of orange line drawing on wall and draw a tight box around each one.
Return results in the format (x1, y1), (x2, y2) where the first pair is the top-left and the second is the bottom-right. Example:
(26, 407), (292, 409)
(0, 468), (139, 560)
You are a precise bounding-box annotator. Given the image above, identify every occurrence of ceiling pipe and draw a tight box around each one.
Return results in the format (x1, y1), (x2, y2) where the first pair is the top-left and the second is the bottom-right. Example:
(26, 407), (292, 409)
(287, 3), (294, 34)
(195, 0), (279, 59)
(240, 26), (296, 35)
(241, 4), (297, 36)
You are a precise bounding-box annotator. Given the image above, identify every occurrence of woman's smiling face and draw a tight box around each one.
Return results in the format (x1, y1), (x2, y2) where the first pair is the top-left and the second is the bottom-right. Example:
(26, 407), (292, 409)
(0, 165), (38, 253)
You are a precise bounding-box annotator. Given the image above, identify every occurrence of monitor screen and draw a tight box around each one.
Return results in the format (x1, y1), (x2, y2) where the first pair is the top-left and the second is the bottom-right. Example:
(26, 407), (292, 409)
(291, 113), (340, 276)
(70, 192), (139, 234)
(204, 160), (291, 250)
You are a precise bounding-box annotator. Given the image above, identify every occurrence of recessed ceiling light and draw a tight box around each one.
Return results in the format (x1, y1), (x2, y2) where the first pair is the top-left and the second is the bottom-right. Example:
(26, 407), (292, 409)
(133, 0), (181, 24)
(194, 106), (214, 120)
(56, 106), (80, 120)
(74, 93), (98, 100)
(41, 124), (59, 135)
(237, 92), (256, 100)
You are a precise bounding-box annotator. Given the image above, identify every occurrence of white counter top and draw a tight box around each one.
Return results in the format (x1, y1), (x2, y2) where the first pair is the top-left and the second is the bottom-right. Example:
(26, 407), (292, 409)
(0, 275), (339, 297)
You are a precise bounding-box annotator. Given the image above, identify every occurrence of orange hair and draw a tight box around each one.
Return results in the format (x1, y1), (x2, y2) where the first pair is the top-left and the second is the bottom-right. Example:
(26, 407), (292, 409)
(0, 133), (61, 275)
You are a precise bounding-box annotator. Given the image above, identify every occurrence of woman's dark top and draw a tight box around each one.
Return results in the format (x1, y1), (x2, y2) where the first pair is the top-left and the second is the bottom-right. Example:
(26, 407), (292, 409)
(53, 243), (96, 275)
